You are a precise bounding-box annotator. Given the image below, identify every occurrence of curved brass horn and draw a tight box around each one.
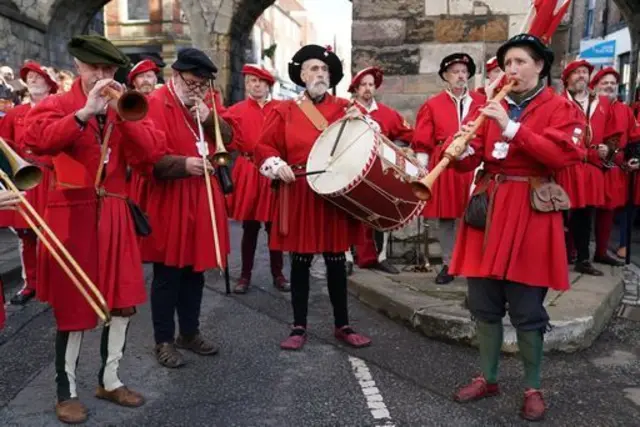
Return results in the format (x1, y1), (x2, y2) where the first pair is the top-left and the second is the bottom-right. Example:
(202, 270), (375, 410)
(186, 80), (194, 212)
(0, 137), (42, 191)
(102, 87), (148, 121)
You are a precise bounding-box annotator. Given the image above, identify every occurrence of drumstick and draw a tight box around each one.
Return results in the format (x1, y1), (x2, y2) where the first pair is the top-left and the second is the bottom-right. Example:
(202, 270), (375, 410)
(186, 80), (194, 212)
(328, 99), (356, 161)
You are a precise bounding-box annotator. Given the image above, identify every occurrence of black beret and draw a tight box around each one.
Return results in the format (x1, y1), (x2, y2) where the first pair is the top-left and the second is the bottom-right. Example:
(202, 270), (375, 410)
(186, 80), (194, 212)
(172, 48), (218, 80)
(438, 53), (476, 80)
(497, 34), (555, 78)
(288, 44), (343, 89)
(68, 35), (130, 68)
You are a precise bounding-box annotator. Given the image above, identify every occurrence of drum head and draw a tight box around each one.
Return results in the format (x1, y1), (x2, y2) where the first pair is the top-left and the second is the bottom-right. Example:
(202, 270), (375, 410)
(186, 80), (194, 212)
(307, 118), (375, 195)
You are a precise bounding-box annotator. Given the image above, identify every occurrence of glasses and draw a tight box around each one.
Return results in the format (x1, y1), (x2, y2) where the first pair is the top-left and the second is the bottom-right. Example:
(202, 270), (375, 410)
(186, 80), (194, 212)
(179, 73), (209, 91)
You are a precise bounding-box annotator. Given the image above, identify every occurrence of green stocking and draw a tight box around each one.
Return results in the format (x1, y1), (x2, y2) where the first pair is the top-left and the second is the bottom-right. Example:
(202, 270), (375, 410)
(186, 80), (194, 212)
(477, 321), (503, 384)
(517, 329), (544, 389)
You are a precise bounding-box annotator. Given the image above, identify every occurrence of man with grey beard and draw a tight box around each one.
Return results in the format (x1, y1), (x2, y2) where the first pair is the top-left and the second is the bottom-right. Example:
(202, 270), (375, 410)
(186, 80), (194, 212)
(255, 44), (372, 351)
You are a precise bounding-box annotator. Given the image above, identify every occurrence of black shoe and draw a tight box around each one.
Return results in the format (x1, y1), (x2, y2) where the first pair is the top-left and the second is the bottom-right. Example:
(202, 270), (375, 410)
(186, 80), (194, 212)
(374, 260), (399, 275)
(593, 254), (624, 267)
(10, 288), (35, 305)
(568, 254), (577, 265)
(435, 265), (455, 284)
(346, 261), (354, 276)
(574, 260), (604, 276)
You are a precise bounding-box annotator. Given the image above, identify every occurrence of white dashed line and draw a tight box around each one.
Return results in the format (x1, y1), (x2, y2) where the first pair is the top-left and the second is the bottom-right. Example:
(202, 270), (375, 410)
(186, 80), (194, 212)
(348, 356), (395, 427)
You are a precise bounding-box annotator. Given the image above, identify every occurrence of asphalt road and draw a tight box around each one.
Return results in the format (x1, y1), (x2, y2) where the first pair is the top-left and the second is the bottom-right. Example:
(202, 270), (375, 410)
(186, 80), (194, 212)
(1, 221), (639, 426)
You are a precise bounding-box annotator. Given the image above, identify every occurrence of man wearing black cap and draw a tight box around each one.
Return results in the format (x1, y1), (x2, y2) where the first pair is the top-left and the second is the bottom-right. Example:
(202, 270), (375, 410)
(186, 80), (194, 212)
(22, 34), (178, 423)
(140, 47), (237, 369)
(254, 44), (371, 351)
(446, 34), (585, 421)
(412, 53), (484, 285)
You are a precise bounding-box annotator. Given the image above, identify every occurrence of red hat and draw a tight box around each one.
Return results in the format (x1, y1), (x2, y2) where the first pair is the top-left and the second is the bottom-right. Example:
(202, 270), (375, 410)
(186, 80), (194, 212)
(348, 66), (383, 93)
(241, 64), (275, 86)
(589, 67), (621, 90)
(20, 61), (58, 93)
(127, 59), (159, 84)
(561, 59), (594, 84)
(485, 56), (498, 73)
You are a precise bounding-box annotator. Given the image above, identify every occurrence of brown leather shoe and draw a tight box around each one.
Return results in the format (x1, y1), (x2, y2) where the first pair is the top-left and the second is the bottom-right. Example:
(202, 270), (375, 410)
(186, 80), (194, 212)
(176, 333), (219, 355)
(56, 398), (88, 424)
(95, 386), (145, 407)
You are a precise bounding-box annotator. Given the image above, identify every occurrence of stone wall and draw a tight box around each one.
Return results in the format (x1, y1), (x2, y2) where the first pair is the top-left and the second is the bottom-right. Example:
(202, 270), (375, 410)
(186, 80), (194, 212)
(0, 15), (46, 67)
(352, 0), (538, 123)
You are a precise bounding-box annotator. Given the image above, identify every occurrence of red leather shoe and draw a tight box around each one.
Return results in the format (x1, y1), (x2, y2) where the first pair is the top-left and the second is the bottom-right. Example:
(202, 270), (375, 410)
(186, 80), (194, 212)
(273, 275), (291, 292)
(520, 388), (545, 421)
(280, 327), (307, 350)
(334, 326), (372, 348)
(233, 277), (250, 294)
(452, 376), (500, 403)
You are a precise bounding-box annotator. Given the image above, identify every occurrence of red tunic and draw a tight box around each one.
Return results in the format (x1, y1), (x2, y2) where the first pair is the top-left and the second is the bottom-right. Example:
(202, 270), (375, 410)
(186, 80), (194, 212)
(140, 84), (233, 272)
(449, 88), (583, 291)
(358, 100), (415, 143)
(23, 79), (165, 331)
(225, 98), (281, 222)
(412, 90), (484, 218)
(254, 94), (363, 253)
(607, 102), (640, 205)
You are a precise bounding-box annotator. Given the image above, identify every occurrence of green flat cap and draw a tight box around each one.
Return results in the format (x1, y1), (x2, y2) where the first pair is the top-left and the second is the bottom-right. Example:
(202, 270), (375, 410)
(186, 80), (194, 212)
(68, 35), (130, 67)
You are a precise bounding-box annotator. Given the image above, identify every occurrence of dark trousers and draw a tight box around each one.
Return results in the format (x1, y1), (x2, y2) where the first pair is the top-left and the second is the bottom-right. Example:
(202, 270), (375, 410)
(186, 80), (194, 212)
(151, 263), (204, 344)
(467, 278), (549, 331)
(570, 207), (593, 262)
(241, 220), (283, 278)
(290, 252), (349, 328)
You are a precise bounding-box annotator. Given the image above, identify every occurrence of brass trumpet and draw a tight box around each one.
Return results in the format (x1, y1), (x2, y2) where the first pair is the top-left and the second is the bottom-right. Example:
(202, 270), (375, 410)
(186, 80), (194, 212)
(208, 87), (231, 167)
(411, 80), (516, 200)
(102, 86), (148, 121)
(0, 137), (111, 323)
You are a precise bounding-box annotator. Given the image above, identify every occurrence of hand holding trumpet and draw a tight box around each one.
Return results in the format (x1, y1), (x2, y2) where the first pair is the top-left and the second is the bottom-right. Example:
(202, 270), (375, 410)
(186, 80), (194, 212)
(190, 97), (210, 123)
(185, 157), (215, 176)
(0, 189), (25, 210)
(77, 79), (123, 122)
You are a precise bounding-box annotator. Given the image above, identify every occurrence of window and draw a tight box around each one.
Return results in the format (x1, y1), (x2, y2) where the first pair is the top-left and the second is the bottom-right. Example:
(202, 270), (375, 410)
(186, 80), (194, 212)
(583, 0), (596, 39)
(124, 0), (149, 21)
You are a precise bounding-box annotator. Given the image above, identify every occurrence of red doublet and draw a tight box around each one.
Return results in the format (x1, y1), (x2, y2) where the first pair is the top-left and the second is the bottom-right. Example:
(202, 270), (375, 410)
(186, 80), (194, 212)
(226, 97), (281, 222)
(23, 79), (165, 331)
(254, 94), (363, 253)
(412, 90), (484, 218)
(449, 88), (583, 291)
(0, 103), (54, 227)
(141, 84), (234, 272)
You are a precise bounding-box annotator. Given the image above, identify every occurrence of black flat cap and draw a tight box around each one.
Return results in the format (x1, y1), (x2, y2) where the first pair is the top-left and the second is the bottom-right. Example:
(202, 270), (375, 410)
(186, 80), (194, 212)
(438, 53), (476, 80)
(68, 35), (130, 67)
(497, 34), (554, 78)
(172, 48), (218, 79)
(288, 44), (343, 89)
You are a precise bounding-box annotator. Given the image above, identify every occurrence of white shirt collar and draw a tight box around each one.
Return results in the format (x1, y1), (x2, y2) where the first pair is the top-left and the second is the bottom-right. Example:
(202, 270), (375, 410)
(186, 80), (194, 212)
(356, 98), (378, 113)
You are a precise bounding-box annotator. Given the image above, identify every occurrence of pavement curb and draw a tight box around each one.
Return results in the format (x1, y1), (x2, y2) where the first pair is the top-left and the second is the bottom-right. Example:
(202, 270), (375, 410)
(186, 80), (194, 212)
(348, 269), (625, 354)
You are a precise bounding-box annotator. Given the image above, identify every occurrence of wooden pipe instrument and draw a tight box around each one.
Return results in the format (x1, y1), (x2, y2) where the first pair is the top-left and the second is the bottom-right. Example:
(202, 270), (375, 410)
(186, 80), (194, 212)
(102, 86), (148, 121)
(410, 80), (517, 201)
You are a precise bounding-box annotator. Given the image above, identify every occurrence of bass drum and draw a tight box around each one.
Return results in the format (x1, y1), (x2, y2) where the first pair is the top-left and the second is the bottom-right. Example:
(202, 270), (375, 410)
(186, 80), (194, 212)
(306, 117), (426, 231)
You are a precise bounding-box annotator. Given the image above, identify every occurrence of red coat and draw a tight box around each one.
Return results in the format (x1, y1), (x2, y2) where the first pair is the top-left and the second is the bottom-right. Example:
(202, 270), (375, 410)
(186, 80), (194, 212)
(606, 102), (640, 205)
(449, 88), (583, 291)
(23, 79), (165, 331)
(0, 103), (54, 228)
(356, 99), (414, 144)
(140, 83), (233, 272)
(225, 98), (281, 222)
(412, 90), (484, 218)
(254, 94), (363, 253)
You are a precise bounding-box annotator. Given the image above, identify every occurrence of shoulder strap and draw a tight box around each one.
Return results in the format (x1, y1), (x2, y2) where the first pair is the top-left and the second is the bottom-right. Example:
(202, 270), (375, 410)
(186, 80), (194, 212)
(295, 95), (328, 131)
(94, 123), (114, 187)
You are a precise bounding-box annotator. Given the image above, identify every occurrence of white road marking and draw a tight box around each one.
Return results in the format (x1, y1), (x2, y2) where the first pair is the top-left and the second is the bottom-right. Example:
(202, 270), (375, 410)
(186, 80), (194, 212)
(348, 356), (395, 427)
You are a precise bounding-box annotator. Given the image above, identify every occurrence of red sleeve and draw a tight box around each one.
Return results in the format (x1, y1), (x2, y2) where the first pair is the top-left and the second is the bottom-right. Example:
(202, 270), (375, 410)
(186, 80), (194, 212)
(254, 106), (287, 167)
(387, 109), (414, 144)
(509, 98), (585, 170)
(411, 101), (435, 154)
(118, 117), (167, 175)
(0, 108), (16, 143)
(220, 106), (243, 151)
(23, 96), (84, 155)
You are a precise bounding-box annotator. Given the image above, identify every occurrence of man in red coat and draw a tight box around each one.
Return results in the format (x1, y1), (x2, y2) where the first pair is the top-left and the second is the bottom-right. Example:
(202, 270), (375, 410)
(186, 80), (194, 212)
(412, 53), (484, 284)
(0, 61), (58, 305)
(559, 59), (620, 275)
(126, 59), (159, 95)
(347, 66), (413, 275)
(255, 44), (371, 351)
(590, 68), (640, 258)
(226, 64), (289, 293)
(449, 34), (584, 421)
(142, 48), (237, 368)
(24, 35), (170, 423)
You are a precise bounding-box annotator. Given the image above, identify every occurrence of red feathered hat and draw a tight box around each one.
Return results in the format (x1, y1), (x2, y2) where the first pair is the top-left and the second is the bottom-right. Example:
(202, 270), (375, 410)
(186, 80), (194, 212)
(348, 66), (383, 93)
(485, 56), (498, 73)
(127, 59), (160, 84)
(589, 67), (620, 90)
(242, 64), (275, 86)
(561, 59), (594, 84)
(20, 61), (58, 93)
